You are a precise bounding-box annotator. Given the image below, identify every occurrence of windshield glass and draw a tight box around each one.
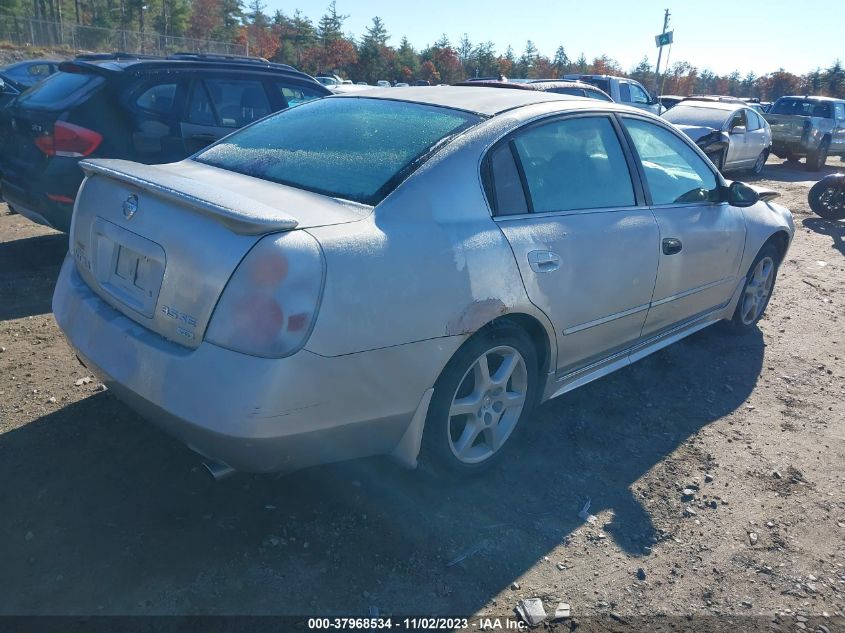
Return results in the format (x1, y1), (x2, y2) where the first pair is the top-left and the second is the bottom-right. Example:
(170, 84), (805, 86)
(663, 104), (730, 128)
(195, 97), (482, 205)
(769, 98), (830, 117)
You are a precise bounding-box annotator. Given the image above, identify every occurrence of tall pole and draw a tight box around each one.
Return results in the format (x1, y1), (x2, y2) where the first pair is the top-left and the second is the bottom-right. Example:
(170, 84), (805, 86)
(653, 8), (670, 96)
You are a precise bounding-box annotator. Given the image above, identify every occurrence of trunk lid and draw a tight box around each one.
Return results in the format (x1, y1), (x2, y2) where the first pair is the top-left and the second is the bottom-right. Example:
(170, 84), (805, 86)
(764, 113), (807, 142)
(70, 159), (369, 348)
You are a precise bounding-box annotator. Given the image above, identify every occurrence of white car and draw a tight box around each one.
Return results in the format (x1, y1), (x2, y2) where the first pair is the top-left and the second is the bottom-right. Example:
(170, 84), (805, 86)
(663, 100), (773, 174)
(53, 88), (793, 477)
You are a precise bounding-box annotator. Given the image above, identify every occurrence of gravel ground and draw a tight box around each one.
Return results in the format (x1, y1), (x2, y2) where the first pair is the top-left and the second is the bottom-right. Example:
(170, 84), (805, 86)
(0, 157), (843, 626)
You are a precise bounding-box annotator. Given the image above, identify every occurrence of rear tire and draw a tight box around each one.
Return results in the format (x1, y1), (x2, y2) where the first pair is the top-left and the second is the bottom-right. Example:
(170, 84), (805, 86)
(729, 243), (780, 332)
(750, 149), (768, 176)
(806, 139), (830, 172)
(421, 324), (538, 476)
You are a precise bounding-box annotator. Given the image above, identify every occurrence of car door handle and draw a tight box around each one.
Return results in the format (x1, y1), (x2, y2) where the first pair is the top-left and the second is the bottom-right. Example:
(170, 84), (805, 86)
(662, 238), (683, 256)
(188, 133), (216, 142)
(528, 250), (561, 272)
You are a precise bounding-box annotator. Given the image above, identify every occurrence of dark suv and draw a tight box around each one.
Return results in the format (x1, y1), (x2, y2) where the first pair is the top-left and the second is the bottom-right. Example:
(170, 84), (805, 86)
(0, 53), (330, 232)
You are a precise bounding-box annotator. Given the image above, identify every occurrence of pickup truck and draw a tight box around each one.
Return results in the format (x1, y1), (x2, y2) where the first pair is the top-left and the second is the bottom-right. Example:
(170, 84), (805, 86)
(764, 96), (845, 171)
(563, 74), (661, 114)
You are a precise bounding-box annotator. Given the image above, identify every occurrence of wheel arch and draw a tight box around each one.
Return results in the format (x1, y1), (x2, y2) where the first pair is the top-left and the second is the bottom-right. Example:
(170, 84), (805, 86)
(763, 229), (791, 264)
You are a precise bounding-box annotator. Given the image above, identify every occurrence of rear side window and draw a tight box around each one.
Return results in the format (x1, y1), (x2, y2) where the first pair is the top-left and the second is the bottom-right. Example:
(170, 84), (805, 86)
(135, 82), (177, 114)
(204, 79), (271, 127)
(746, 109), (761, 131)
(487, 143), (529, 215)
(507, 116), (635, 213)
(17, 71), (101, 107)
(195, 97), (481, 205)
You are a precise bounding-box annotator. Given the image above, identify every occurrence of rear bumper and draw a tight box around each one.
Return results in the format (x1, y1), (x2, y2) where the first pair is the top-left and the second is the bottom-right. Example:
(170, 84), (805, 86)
(771, 139), (814, 157)
(2, 177), (73, 231)
(1, 157), (84, 232)
(53, 257), (452, 473)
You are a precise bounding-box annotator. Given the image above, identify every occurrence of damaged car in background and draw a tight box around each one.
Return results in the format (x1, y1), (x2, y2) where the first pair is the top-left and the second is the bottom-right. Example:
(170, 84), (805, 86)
(662, 99), (772, 174)
(53, 88), (794, 478)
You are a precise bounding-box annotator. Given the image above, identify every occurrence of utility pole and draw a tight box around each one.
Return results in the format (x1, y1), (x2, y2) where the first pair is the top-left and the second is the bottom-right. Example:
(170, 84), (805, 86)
(653, 8), (670, 96)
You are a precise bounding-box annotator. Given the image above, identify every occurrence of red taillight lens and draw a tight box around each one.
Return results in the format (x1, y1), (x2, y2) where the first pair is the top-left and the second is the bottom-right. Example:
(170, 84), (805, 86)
(34, 121), (102, 158)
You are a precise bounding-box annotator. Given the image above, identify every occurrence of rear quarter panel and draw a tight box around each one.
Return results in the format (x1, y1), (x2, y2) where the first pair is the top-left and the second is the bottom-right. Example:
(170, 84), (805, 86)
(303, 115), (556, 360)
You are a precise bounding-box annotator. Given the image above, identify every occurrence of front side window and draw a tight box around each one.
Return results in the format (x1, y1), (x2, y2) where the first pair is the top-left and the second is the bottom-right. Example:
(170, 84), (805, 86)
(507, 116), (635, 213)
(619, 83), (631, 102)
(195, 97), (481, 205)
(629, 83), (651, 104)
(729, 109), (748, 131)
(623, 118), (720, 205)
(835, 103), (845, 121)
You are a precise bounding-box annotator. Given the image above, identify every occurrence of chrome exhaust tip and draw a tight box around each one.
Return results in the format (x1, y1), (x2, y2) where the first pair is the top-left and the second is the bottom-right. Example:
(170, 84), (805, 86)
(203, 460), (236, 481)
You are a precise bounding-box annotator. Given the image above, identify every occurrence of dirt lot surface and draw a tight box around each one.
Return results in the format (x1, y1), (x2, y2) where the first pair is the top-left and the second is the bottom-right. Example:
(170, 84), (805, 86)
(1, 157), (844, 627)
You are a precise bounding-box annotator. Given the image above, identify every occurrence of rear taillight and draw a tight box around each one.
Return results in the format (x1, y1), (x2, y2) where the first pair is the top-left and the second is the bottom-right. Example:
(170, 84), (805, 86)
(206, 231), (324, 358)
(34, 121), (102, 158)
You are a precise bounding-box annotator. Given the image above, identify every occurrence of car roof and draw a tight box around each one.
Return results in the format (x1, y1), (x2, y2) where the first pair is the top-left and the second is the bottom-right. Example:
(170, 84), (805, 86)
(327, 85), (586, 115)
(675, 100), (744, 111)
(778, 95), (844, 103)
(62, 54), (314, 81)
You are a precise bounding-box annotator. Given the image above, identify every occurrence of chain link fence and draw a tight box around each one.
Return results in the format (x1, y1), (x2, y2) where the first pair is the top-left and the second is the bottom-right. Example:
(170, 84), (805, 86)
(0, 17), (246, 56)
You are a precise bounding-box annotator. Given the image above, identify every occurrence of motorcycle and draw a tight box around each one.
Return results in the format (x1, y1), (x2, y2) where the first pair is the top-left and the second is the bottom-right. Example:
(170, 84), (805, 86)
(808, 173), (845, 220)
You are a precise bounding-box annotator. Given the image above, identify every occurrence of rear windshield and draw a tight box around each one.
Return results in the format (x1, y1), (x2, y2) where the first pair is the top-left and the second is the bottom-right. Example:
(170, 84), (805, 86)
(194, 97), (481, 205)
(16, 71), (101, 108)
(663, 104), (730, 128)
(769, 98), (832, 118)
(580, 77), (611, 94)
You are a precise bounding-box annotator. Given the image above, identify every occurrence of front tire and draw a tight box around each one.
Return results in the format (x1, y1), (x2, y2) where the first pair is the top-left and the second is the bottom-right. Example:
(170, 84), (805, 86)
(730, 243), (780, 331)
(706, 149), (726, 172)
(422, 324), (538, 475)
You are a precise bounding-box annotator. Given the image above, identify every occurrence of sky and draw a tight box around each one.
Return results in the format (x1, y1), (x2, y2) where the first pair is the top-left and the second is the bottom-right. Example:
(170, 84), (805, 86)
(261, 0), (842, 77)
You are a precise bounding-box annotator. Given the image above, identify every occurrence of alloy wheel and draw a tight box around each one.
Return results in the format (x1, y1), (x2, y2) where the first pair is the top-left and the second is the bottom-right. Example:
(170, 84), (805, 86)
(740, 256), (775, 325)
(447, 345), (528, 464)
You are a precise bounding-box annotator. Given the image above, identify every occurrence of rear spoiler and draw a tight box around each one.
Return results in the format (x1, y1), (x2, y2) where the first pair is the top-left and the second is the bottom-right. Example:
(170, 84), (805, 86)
(80, 159), (298, 235)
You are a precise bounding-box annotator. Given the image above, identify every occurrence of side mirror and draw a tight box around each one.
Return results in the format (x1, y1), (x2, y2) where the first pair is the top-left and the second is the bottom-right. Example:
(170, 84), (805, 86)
(725, 181), (759, 207)
(730, 125), (746, 135)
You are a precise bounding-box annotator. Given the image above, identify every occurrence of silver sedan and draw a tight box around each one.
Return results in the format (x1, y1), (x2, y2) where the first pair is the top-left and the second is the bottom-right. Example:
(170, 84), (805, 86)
(662, 100), (773, 175)
(53, 88), (794, 476)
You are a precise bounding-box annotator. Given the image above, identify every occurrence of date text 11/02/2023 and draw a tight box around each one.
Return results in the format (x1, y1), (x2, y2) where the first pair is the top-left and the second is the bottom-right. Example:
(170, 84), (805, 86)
(307, 617), (529, 630)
